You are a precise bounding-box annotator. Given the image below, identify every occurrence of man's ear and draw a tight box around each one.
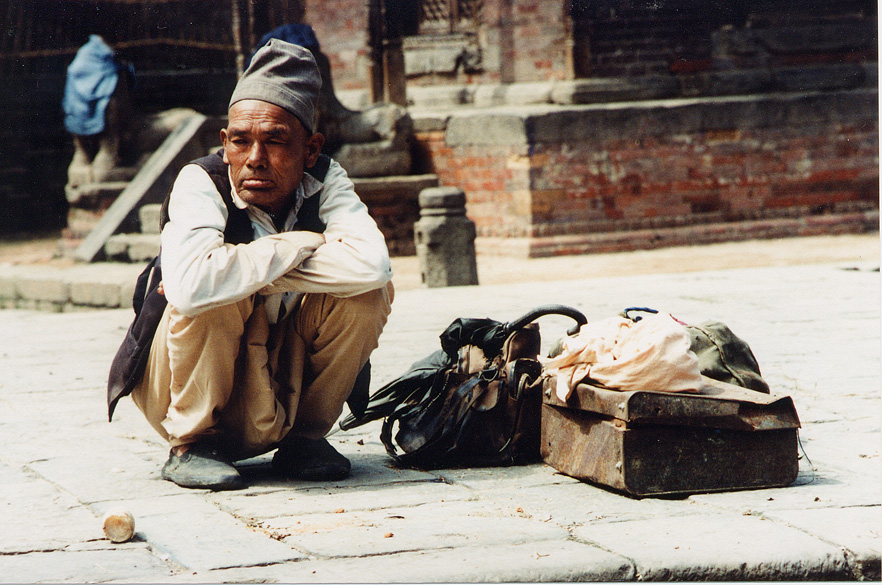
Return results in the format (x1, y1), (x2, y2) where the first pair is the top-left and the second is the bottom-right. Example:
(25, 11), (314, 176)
(305, 132), (325, 168)
(220, 128), (230, 163)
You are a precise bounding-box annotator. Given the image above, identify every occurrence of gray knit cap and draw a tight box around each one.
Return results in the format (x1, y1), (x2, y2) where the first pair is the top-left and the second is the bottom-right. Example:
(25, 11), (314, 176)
(229, 39), (322, 134)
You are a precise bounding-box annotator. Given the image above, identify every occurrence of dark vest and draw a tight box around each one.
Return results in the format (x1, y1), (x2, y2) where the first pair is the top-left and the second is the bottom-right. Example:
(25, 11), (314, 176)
(160, 149), (330, 242)
(107, 151), (332, 420)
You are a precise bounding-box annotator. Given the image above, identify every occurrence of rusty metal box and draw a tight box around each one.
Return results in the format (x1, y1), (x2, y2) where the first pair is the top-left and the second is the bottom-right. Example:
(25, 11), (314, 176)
(540, 376), (801, 496)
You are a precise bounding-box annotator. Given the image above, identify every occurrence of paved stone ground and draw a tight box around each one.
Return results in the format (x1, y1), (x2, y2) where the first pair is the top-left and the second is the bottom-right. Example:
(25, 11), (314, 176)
(0, 235), (880, 582)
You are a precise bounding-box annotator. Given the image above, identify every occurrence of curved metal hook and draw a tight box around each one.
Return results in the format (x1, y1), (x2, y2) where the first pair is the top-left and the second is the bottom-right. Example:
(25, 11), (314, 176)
(502, 304), (588, 337)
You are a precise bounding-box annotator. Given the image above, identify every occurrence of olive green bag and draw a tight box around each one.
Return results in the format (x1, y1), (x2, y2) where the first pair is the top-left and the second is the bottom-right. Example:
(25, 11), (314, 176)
(684, 321), (770, 393)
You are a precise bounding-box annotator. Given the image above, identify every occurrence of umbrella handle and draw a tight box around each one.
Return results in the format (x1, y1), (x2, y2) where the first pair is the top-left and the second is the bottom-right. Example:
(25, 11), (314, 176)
(502, 304), (587, 338)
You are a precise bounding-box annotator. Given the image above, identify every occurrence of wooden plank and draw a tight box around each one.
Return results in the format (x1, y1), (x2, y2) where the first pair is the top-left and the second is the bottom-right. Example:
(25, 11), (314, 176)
(74, 113), (209, 263)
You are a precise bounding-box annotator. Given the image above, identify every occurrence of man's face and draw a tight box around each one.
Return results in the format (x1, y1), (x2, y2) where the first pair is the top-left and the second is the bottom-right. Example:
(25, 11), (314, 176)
(221, 99), (323, 215)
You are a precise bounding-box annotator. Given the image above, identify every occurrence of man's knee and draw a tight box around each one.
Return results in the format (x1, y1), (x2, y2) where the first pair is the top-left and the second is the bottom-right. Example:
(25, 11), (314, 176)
(344, 281), (394, 322)
(297, 282), (393, 339)
(168, 296), (256, 339)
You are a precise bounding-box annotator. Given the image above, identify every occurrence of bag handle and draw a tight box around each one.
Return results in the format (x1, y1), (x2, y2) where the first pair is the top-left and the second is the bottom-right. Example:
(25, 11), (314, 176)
(623, 306), (658, 322)
(501, 304), (587, 338)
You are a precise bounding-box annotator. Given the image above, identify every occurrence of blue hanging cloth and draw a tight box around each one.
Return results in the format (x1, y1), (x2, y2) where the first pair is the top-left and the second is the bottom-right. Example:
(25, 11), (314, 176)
(63, 35), (129, 136)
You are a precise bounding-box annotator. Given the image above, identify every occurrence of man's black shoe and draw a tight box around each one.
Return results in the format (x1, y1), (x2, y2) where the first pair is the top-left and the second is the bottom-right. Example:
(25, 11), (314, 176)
(272, 436), (351, 481)
(161, 443), (245, 491)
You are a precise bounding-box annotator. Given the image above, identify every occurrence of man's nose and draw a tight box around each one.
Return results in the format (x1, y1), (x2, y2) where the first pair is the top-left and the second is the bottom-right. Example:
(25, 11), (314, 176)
(246, 142), (268, 168)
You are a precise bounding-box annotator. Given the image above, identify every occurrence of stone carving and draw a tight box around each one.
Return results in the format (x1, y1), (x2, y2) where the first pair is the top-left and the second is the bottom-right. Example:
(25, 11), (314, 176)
(63, 35), (136, 204)
(62, 38), (207, 211)
(66, 104), (202, 208)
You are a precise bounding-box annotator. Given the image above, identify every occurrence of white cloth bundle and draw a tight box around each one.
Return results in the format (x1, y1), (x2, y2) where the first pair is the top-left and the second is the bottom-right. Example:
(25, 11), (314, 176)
(542, 313), (702, 401)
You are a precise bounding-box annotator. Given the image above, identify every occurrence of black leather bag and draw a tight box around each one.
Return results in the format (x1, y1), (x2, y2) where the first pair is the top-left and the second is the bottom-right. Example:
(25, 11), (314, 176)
(341, 305), (587, 469)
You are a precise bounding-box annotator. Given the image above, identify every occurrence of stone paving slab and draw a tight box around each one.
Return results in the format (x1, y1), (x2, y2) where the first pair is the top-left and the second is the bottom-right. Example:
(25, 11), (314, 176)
(764, 505), (882, 579)
(141, 540), (636, 583)
(689, 468), (882, 513)
(0, 463), (105, 554)
(0, 545), (179, 584)
(475, 479), (717, 528)
(195, 541), (637, 583)
(570, 513), (852, 580)
(209, 474), (476, 519)
(28, 451), (184, 504)
(0, 262), (142, 310)
(267, 499), (569, 558)
(95, 494), (306, 571)
(0, 250), (879, 582)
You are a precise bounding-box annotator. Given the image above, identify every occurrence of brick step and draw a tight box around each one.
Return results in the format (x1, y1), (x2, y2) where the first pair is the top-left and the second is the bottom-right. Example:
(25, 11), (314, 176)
(67, 181), (130, 203)
(104, 233), (160, 263)
(101, 203), (164, 262)
(138, 204), (162, 234)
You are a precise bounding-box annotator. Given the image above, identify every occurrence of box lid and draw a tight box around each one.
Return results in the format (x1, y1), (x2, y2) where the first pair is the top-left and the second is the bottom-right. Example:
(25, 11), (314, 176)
(542, 375), (800, 431)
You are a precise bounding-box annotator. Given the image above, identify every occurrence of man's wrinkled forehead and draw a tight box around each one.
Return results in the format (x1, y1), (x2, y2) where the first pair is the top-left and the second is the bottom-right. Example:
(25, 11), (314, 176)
(226, 100), (305, 135)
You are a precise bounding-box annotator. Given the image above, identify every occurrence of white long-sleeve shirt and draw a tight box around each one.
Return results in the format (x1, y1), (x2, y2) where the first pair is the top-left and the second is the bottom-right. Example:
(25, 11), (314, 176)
(160, 157), (392, 321)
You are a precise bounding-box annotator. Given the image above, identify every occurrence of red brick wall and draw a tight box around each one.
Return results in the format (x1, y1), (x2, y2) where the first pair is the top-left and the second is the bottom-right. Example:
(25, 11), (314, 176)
(417, 131), (536, 236)
(474, 0), (571, 85)
(507, 0), (570, 82)
(303, 0), (370, 91)
(414, 89), (879, 253)
(527, 124), (878, 238)
(303, 0), (572, 91)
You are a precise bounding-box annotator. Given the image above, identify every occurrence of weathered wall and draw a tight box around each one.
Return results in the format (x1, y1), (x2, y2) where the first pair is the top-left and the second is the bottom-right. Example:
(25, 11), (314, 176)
(413, 88), (879, 256)
(302, 0), (571, 90)
(0, 74), (71, 234)
(303, 0), (371, 91)
(483, 0), (571, 84)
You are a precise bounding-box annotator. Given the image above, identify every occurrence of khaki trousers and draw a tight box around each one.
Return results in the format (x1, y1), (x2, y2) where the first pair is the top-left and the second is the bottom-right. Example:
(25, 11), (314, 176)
(131, 282), (393, 460)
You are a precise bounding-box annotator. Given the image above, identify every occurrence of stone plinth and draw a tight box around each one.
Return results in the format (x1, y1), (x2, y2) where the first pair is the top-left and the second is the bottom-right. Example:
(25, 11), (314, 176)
(415, 187), (479, 288)
(412, 86), (879, 257)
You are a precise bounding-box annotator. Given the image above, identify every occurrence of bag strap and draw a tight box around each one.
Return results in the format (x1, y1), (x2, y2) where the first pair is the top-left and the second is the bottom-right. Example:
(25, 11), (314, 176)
(380, 376), (486, 465)
(132, 255), (161, 316)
